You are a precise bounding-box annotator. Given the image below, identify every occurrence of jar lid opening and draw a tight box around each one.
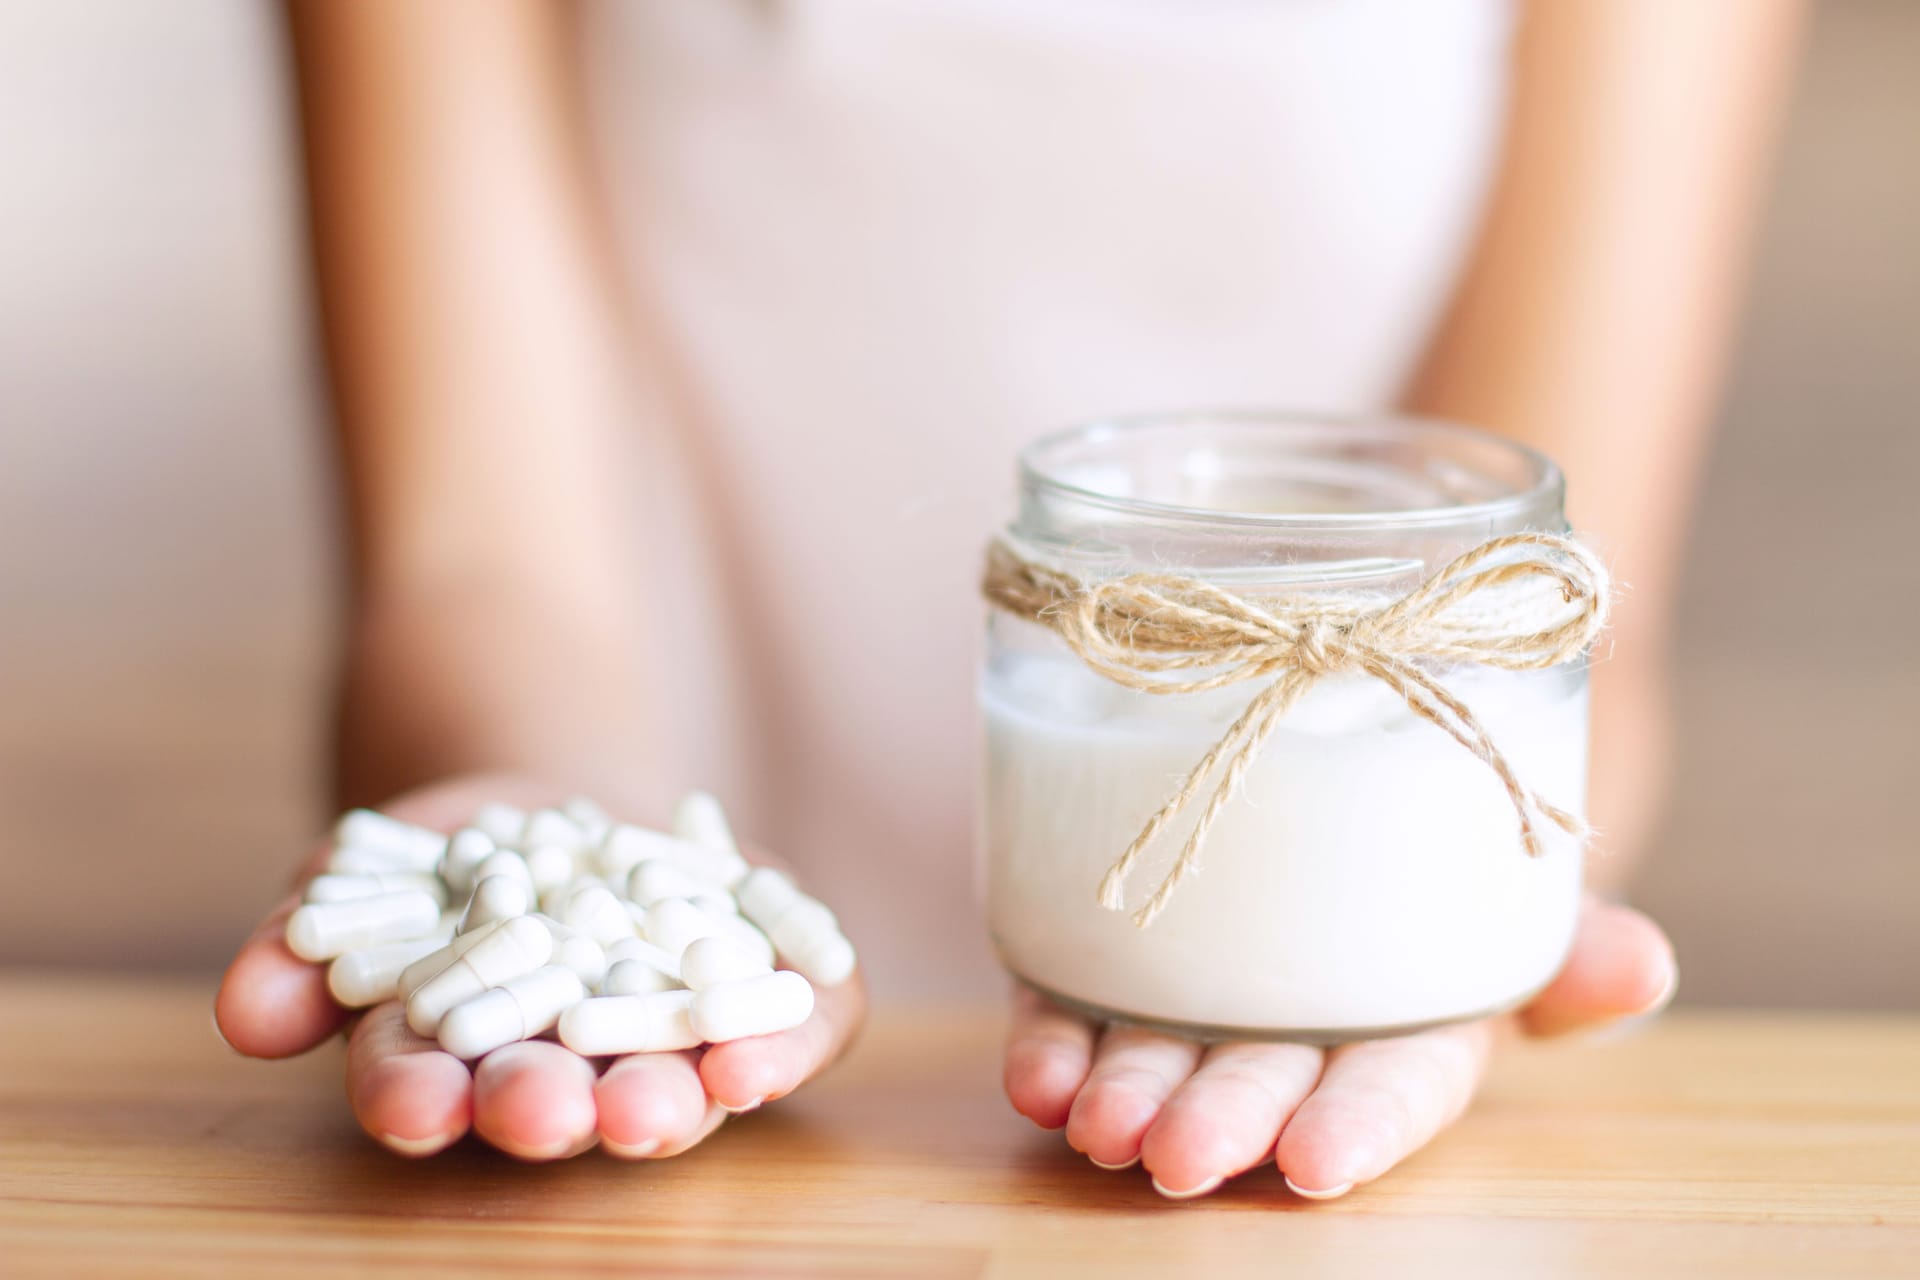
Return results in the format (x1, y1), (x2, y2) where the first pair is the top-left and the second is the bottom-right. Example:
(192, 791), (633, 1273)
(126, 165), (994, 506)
(1018, 411), (1563, 534)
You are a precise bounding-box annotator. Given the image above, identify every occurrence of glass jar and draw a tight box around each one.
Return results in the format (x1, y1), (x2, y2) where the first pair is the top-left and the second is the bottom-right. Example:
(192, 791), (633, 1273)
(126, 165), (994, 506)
(980, 412), (1591, 1042)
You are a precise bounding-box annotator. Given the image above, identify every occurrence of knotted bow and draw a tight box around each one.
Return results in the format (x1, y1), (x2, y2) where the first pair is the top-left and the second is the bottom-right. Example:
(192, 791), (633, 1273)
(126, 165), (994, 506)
(981, 532), (1612, 927)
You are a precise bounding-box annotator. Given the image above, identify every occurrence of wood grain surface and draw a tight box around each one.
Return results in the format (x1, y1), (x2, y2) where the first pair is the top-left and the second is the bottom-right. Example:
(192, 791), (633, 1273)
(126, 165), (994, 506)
(1, 973), (1915, 1278)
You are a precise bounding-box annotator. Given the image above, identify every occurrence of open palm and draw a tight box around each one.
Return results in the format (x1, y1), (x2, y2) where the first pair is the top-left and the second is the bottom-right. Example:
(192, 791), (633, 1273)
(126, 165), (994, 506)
(1003, 896), (1674, 1198)
(215, 775), (866, 1160)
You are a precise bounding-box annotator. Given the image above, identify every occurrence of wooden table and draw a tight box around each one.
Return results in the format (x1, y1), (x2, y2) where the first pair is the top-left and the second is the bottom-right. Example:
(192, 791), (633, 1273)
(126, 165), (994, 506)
(2, 974), (1915, 1278)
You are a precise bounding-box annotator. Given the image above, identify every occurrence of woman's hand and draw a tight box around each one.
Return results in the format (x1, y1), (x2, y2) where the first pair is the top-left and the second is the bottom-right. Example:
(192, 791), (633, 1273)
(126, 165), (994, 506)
(214, 774), (867, 1161)
(1002, 896), (1674, 1199)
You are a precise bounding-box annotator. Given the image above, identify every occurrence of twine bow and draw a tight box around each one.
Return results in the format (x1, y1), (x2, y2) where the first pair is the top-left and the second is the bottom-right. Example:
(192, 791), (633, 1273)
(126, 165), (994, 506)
(982, 532), (1612, 927)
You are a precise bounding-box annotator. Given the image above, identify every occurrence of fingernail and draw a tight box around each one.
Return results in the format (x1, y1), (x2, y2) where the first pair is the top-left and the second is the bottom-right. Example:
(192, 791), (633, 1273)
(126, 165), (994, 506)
(601, 1135), (662, 1159)
(1641, 967), (1679, 1016)
(507, 1133), (598, 1161)
(210, 1009), (236, 1054)
(1090, 1154), (1140, 1171)
(1151, 1174), (1224, 1201)
(1284, 1175), (1354, 1201)
(720, 1096), (764, 1115)
(378, 1132), (453, 1157)
(1584, 968), (1682, 1044)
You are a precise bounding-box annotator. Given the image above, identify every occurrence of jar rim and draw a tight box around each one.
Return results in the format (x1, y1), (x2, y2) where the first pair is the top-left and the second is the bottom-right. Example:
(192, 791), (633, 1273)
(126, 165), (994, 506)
(1018, 409), (1565, 534)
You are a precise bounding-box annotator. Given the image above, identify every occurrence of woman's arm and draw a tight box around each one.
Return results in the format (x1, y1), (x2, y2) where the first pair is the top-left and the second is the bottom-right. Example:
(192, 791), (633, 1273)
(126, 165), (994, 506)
(1405, 0), (1806, 881)
(223, 8), (867, 1166)
(288, 0), (650, 802)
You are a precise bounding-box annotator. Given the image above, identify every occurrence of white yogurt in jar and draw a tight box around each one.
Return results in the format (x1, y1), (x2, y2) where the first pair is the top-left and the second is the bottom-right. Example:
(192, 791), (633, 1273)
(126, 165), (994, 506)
(981, 649), (1588, 1037)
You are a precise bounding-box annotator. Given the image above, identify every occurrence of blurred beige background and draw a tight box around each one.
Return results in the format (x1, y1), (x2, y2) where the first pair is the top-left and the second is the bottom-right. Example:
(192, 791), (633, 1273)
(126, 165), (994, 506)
(1, 1), (1913, 1008)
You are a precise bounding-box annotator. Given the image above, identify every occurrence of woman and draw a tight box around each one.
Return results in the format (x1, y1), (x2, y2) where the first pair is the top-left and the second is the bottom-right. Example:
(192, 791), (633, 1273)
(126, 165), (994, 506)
(217, 0), (1800, 1196)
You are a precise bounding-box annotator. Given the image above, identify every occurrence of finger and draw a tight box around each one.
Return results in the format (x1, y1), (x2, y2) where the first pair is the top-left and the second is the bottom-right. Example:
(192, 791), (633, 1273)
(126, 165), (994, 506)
(1140, 1041), (1325, 1199)
(1064, 1025), (1203, 1170)
(213, 895), (349, 1059)
(1275, 1021), (1494, 1198)
(698, 968), (866, 1112)
(1002, 987), (1099, 1130)
(661, 1096), (727, 1157)
(595, 1051), (724, 1158)
(346, 1001), (473, 1157)
(1519, 898), (1677, 1037)
(471, 1041), (601, 1161)
(213, 781), (530, 1060)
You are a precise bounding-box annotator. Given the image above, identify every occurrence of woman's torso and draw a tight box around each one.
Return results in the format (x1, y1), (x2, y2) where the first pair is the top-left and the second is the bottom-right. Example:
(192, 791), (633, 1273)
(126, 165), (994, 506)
(581, 0), (1516, 997)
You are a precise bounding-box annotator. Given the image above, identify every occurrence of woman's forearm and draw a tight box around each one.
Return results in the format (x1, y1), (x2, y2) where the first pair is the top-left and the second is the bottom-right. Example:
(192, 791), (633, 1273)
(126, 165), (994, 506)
(1404, 0), (1806, 880)
(286, 0), (652, 800)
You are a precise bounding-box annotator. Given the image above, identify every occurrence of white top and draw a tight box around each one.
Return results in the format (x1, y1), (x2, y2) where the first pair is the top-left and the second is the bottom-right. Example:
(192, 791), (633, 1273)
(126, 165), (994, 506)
(580, 0), (1516, 996)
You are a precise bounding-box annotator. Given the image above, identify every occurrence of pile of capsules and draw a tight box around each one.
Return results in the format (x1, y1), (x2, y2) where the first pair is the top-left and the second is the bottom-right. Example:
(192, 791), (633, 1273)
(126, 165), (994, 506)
(284, 794), (855, 1061)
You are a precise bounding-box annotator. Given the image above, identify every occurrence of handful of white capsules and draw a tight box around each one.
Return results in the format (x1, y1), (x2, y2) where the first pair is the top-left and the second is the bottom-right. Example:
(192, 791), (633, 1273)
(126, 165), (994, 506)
(284, 793), (855, 1061)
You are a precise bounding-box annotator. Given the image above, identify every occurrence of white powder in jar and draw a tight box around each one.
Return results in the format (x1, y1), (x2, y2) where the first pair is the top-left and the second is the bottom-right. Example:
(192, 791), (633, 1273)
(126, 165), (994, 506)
(981, 651), (1588, 1036)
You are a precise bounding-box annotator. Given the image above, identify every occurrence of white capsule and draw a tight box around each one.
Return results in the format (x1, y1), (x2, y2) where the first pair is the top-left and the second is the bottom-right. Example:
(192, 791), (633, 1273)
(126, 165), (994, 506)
(643, 897), (724, 957)
(333, 809), (447, 871)
(327, 931), (454, 1007)
(524, 844), (577, 896)
(437, 828), (497, 895)
(396, 919), (503, 1000)
(678, 935), (773, 991)
(662, 837), (747, 888)
(601, 956), (683, 996)
(604, 936), (683, 982)
(541, 873), (611, 918)
(692, 891), (739, 918)
(472, 849), (533, 892)
(562, 795), (614, 843)
(406, 915), (553, 1036)
(305, 872), (447, 907)
(286, 890), (442, 962)
(438, 964), (586, 1060)
(519, 807), (589, 852)
(459, 874), (531, 933)
(597, 824), (742, 887)
(766, 894), (836, 941)
(761, 898), (856, 987)
(535, 916), (609, 987)
(787, 930), (857, 988)
(555, 935), (609, 989)
(714, 913), (778, 970)
(736, 869), (856, 986)
(671, 791), (751, 887)
(690, 970), (815, 1043)
(562, 885), (637, 945)
(326, 846), (427, 876)
(591, 824), (652, 881)
(736, 868), (806, 926)
(558, 990), (700, 1056)
(470, 802), (527, 845)
(626, 859), (715, 906)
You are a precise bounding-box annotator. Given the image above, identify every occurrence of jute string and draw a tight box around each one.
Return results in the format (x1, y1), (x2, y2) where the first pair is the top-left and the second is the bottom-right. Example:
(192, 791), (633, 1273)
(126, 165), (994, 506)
(981, 532), (1612, 927)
